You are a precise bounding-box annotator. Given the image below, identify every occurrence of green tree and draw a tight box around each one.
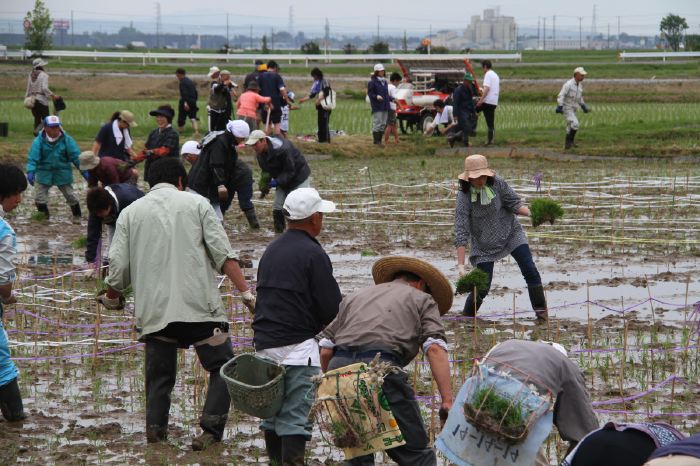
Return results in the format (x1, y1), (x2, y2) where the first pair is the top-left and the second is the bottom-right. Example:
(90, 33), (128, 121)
(300, 41), (321, 54)
(342, 43), (356, 54)
(24, 0), (53, 53)
(368, 41), (389, 54)
(659, 13), (688, 51)
(261, 35), (269, 53)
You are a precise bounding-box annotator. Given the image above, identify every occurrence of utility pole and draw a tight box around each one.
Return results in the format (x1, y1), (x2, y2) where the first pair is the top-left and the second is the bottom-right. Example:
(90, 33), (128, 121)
(537, 16), (541, 49)
(226, 14), (229, 48)
(288, 5), (294, 35)
(376, 16), (380, 43)
(71, 10), (74, 46)
(617, 16), (621, 50)
(590, 4), (597, 48)
(155, 2), (161, 49)
(578, 16), (583, 49)
(324, 18), (330, 58)
(543, 17), (547, 50)
(271, 27), (274, 51)
(607, 23), (610, 49)
(403, 30), (407, 52)
(428, 24), (432, 55)
(552, 15), (556, 51)
(249, 25), (253, 50)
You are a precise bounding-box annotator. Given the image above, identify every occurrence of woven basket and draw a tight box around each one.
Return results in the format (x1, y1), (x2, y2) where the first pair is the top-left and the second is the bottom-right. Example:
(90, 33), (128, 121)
(220, 353), (285, 418)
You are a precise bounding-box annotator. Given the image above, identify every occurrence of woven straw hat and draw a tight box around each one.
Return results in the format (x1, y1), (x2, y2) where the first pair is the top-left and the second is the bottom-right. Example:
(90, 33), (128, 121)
(458, 154), (496, 181)
(372, 256), (453, 315)
(78, 151), (100, 170)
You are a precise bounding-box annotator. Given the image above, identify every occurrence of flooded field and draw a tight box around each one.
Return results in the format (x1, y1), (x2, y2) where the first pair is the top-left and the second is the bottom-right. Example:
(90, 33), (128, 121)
(1, 154), (699, 465)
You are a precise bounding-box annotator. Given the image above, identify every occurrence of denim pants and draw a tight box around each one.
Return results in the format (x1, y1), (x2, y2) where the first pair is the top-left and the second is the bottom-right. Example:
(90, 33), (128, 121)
(0, 305), (19, 388)
(328, 354), (437, 466)
(260, 365), (319, 439)
(463, 243), (542, 315)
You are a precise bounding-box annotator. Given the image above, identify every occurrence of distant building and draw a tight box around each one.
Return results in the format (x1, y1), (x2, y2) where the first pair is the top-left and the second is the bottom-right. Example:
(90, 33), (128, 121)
(129, 41), (146, 48)
(464, 9), (517, 50)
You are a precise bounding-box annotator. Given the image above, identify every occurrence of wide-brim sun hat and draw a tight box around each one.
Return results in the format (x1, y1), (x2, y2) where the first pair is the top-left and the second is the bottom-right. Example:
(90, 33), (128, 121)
(78, 151), (100, 170)
(149, 105), (175, 120)
(372, 256), (453, 315)
(574, 66), (587, 75)
(119, 110), (138, 127)
(32, 58), (48, 68)
(207, 66), (220, 78)
(458, 154), (496, 181)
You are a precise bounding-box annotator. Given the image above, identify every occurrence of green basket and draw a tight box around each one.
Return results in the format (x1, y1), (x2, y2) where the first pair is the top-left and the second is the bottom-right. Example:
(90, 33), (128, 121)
(220, 353), (286, 419)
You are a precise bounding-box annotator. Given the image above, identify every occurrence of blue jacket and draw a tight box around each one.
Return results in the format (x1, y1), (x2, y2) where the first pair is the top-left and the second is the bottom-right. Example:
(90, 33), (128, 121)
(367, 76), (390, 112)
(26, 130), (81, 186)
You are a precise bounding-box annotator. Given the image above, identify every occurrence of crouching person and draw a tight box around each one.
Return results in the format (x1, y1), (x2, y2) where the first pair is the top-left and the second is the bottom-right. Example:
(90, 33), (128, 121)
(97, 158), (256, 450)
(0, 164), (28, 422)
(319, 256), (455, 466)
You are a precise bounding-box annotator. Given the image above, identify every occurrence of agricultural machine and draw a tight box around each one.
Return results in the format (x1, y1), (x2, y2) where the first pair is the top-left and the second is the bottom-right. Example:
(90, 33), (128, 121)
(394, 58), (481, 134)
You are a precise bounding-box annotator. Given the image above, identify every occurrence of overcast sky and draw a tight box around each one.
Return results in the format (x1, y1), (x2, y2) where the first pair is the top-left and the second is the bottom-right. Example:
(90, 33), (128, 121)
(2, 0), (699, 36)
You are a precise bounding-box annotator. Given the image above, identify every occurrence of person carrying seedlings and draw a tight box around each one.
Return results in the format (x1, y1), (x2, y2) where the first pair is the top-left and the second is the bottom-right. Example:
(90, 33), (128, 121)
(319, 256), (454, 465)
(175, 68), (199, 136)
(561, 421), (684, 466)
(557, 67), (589, 150)
(79, 151), (137, 187)
(26, 115), (88, 222)
(83, 183), (145, 279)
(454, 154), (548, 320)
(97, 157), (256, 450)
(0, 164), (28, 422)
(25, 58), (60, 135)
(236, 81), (272, 133)
(252, 188), (342, 466)
(484, 340), (599, 454)
(245, 130), (311, 234)
(185, 122), (260, 229)
(367, 63), (390, 146)
(451, 73), (478, 147)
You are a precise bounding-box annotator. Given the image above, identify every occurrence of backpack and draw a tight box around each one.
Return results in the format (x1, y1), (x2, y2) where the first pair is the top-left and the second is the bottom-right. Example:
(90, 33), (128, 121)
(319, 82), (336, 111)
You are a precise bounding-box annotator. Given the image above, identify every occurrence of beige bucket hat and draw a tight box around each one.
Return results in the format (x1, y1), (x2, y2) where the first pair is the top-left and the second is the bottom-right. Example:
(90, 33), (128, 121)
(119, 110), (138, 127)
(79, 151), (100, 170)
(457, 154), (496, 181)
(372, 256), (453, 315)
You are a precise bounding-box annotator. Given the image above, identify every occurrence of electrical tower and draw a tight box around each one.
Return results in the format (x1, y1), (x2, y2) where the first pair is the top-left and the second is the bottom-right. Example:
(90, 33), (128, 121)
(324, 17), (330, 56)
(590, 4), (597, 47)
(155, 2), (161, 48)
(288, 6), (294, 34)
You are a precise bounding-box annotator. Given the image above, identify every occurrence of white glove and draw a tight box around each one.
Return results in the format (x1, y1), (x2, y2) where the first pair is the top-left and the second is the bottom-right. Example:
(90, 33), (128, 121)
(457, 264), (466, 277)
(376, 96), (384, 101)
(241, 289), (256, 313)
(83, 266), (97, 280)
(96, 291), (125, 310)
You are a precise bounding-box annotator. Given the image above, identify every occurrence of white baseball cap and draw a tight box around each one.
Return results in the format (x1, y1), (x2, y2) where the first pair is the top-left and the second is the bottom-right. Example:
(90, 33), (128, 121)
(373, 63), (385, 72)
(573, 66), (587, 76)
(244, 129), (267, 145)
(226, 120), (250, 139)
(181, 140), (201, 156)
(283, 188), (336, 220)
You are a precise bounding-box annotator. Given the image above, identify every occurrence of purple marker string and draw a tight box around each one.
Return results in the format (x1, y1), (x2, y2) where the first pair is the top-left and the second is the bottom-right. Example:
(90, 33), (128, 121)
(12, 343), (143, 361)
(591, 375), (691, 406)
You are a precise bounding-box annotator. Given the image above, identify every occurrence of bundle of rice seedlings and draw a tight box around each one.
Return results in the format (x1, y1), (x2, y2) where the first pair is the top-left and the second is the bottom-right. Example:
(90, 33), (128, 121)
(259, 171), (272, 198)
(530, 198), (564, 228)
(464, 386), (528, 443)
(455, 268), (490, 295)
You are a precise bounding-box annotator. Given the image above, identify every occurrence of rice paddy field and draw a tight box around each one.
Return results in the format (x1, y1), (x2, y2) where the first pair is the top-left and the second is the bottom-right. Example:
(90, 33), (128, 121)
(0, 57), (699, 464)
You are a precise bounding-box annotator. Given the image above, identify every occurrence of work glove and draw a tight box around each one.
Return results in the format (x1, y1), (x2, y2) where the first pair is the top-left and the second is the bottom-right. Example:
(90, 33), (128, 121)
(268, 179), (278, 188)
(376, 96), (384, 101)
(241, 289), (256, 314)
(81, 170), (90, 181)
(555, 105), (563, 114)
(217, 185), (229, 203)
(96, 290), (125, 310)
(27, 172), (35, 186)
(457, 264), (466, 278)
(83, 264), (98, 280)
(580, 103), (590, 113)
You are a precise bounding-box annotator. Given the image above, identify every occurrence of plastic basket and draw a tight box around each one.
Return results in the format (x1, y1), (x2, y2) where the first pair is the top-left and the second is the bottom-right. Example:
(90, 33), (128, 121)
(220, 353), (286, 419)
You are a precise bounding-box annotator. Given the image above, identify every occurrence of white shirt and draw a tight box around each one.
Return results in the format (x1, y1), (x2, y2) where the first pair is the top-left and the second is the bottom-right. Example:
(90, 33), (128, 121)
(256, 338), (321, 367)
(429, 106), (454, 129)
(388, 83), (398, 111)
(280, 105), (290, 132)
(482, 69), (500, 106)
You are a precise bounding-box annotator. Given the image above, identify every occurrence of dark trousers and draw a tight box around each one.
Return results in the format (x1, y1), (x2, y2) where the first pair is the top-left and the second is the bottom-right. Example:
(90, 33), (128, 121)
(145, 336), (234, 439)
(317, 107), (331, 143)
(209, 108), (228, 132)
(455, 112), (474, 146)
(481, 103), (497, 142)
(31, 102), (50, 133)
(328, 354), (437, 466)
(177, 99), (198, 127)
(463, 243), (542, 315)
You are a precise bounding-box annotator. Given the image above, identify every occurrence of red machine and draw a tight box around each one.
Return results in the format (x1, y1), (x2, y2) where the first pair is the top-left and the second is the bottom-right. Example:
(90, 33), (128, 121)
(394, 58), (481, 134)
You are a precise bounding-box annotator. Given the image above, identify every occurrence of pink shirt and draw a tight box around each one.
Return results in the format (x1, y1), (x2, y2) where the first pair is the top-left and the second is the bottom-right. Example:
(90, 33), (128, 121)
(237, 92), (271, 118)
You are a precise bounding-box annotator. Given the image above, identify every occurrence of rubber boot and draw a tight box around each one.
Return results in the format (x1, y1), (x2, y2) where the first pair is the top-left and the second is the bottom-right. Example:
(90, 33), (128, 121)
(192, 414), (227, 451)
(373, 131), (384, 147)
(528, 284), (548, 322)
(70, 203), (82, 223)
(462, 292), (484, 317)
(569, 129), (577, 147)
(487, 128), (494, 145)
(0, 378), (26, 422)
(36, 203), (50, 219)
(244, 208), (260, 230)
(272, 209), (286, 234)
(265, 430), (283, 466)
(564, 132), (573, 150)
(281, 435), (307, 466)
(146, 424), (167, 443)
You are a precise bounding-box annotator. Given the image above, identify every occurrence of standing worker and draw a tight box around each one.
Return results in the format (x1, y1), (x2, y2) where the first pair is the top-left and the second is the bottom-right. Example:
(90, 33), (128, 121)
(252, 187), (342, 466)
(557, 67), (590, 150)
(97, 157), (256, 450)
(175, 68), (199, 136)
(384, 72), (402, 145)
(451, 73), (477, 148)
(26, 116), (87, 221)
(206, 66), (228, 132)
(24, 58), (60, 135)
(245, 130), (311, 233)
(454, 154), (548, 320)
(299, 67), (332, 143)
(0, 164), (29, 422)
(133, 105), (180, 181)
(476, 60), (500, 145)
(319, 256), (455, 465)
(367, 64), (390, 146)
(258, 61), (289, 136)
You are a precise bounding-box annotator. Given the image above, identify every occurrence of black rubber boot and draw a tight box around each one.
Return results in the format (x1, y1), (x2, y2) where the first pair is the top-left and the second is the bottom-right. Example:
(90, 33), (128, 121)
(273, 209), (286, 234)
(564, 132), (573, 150)
(0, 378), (26, 422)
(281, 435), (307, 466)
(487, 129), (494, 145)
(265, 429), (283, 466)
(462, 292), (484, 317)
(144, 339), (177, 434)
(528, 285), (548, 322)
(70, 203), (82, 217)
(146, 424), (167, 443)
(35, 203), (50, 219)
(373, 131), (384, 146)
(569, 129), (577, 147)
(244, 208), (260, 229)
